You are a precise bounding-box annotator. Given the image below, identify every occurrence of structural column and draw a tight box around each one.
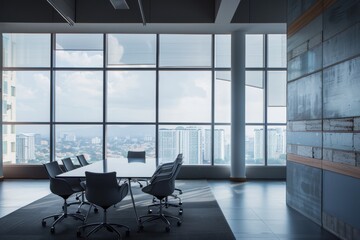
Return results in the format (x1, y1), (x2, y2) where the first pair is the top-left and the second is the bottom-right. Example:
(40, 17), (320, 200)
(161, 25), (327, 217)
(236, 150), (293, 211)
(230, 30), (246, 181)
(0, 35), (3, 180)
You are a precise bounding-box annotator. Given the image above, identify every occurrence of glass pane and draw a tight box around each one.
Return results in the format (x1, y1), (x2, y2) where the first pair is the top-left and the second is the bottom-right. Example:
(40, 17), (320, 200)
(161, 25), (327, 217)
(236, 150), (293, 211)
(246, 71), (264, 88)
(246, 86), (264, 123)
(268, 107), (287, 123)
(2, 71), (50, 122)
(215, 35), (231, 68)
(55, 125), (102, 163)
(107, 71), (156, 122)
(215, 71), (231, 123)
(214, 125), (231, 165)
(55, 34), (103, 68)
(3, 34), (50, 67)
(160, 35), (211, 67)
(267, 126), (286, 165)
(246, 125), (265, 165)
(158, 125), (211, 165)
(3, 125), (50, 164)
(246, 34), (264, 68)
(107, 34), (156, 68)
(268, 71), (287, 107)
(55, 71), (103, 122)
(159, 71), (211, 122)
(107, 125), (155, 159)
(267, 34), (287, 68)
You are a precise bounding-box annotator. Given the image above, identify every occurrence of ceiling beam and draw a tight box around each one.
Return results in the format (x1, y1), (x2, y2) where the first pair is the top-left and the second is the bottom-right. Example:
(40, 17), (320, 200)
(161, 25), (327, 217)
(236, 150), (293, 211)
(215, 0), (241, 24)
(47, 0), (75, 26)
(109, 0), (129, 10)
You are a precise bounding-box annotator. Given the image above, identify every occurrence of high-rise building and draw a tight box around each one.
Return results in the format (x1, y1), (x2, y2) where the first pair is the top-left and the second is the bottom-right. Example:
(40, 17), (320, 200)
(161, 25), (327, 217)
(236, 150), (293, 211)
(63, 132), (76, 142)
(268, 128), (286, 160)
(204, 129), (225, 163)
(159, 126), (202, 165)
(158, 128), (179, 164)
(254, 128), (264, 161)
(91, 137), (101, 144)
(2, 35), (17, 164)
(16, 133), (35, 163)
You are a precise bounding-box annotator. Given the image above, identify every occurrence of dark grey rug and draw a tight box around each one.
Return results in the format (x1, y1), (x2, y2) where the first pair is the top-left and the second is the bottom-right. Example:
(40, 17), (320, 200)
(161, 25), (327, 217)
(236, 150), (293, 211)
(0, 180), (235, 240)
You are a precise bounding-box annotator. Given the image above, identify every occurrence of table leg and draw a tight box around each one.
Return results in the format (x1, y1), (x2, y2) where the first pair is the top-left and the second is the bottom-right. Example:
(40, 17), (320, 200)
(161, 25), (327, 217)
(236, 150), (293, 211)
(128, 178), (139, 224)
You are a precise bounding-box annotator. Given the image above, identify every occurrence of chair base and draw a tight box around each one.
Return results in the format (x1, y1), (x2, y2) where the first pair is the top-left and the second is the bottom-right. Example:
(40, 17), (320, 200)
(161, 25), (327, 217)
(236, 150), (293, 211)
(149, 196), (183, 215)
(77, 222), (130, 239)
(42, 212), (84, 233)
(139, 213), (181, 232)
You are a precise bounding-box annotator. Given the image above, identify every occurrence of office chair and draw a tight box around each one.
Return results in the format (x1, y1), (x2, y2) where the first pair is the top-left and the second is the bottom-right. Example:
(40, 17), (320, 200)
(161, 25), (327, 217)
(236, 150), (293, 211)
(41, 161), (85, 233)
(127, 150), (148, 187)
(77, 171), (130, 239)
(149, 154), (184, 215)
(61, 157), (96, 214)
(62, 157), (77, 171)
(138, 156), (183, 232)
(77, 154), (89, 166)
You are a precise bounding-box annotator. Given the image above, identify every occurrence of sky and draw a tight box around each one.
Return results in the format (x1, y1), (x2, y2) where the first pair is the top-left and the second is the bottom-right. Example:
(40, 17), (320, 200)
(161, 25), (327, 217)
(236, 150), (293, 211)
(3, 33), (286, 137)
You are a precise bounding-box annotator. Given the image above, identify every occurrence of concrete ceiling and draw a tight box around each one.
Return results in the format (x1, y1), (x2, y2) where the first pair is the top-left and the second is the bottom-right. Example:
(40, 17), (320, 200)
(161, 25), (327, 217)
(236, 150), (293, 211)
(0, 0), (287, 34)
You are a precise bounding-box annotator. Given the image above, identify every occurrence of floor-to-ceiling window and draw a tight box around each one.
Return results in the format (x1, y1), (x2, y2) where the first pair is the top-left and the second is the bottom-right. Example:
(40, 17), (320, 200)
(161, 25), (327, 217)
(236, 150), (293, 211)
(1, 33), (286, 168)
(245, 34), (287, 166)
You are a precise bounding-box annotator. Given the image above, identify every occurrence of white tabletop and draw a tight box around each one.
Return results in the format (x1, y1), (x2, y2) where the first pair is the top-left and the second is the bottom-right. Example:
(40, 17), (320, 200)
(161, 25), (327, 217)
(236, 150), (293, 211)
(57, 158), (156, 179)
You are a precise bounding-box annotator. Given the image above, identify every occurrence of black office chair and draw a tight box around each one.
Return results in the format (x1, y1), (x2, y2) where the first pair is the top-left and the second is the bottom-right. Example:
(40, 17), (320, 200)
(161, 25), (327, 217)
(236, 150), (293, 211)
(41, 161), (85, 233)
(61, 157), (95, 214)
(127, 150), (148, 187)
(138, 156), (183, 232)
(77, 154), (89, 166)
(77, 171), (130, 239)
(149, 154), (184, 215)
(62, 157), (77, 171)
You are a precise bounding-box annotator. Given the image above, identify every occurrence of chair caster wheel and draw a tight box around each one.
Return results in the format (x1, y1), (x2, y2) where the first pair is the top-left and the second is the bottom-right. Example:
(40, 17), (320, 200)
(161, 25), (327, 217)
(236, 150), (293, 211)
(165, 226), (170, 232)
(179, 202), (183, 205)
(94, 208), (98, 213)
(139, 184), (143, 188)
(41, 220), (46, 227)
(77, 231), (81, 237)
(179, 209), (183, 215)
(76, 210), (81, 214)
(148, 209), (152, 214)
(126, 230), (130, 236)
(50, 227), (55, 234)
(177, 221), (182, 226)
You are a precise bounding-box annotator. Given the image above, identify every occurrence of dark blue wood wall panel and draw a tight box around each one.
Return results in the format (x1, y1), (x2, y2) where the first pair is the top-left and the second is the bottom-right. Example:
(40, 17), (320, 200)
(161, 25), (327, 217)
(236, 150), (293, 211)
(323, 0), (360, 40)
(288, 45), (322, 81)
(323, 56), (360, 118)
(287, 161), (322, 225)
(287, 0), (316, 25)
(323, 23), (360, 67)
(323, 170), (360, 229)
(288, 72), (322, 120)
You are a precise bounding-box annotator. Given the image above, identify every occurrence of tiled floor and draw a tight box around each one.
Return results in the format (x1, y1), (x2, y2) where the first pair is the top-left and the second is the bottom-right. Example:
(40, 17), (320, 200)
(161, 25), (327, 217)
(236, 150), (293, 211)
(209, 180), (339, 240)
(0, 179), (339, 239)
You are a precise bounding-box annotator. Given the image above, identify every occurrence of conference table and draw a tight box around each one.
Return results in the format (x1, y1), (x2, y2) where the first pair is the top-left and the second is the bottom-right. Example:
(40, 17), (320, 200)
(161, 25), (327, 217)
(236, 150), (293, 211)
(57, 158), (156, 224)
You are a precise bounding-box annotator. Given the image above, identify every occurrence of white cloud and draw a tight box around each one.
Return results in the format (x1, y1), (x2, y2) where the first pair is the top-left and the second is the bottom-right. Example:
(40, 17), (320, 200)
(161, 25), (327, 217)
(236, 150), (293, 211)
(56, 51), (103, 67)
(107, 35), (124, 65)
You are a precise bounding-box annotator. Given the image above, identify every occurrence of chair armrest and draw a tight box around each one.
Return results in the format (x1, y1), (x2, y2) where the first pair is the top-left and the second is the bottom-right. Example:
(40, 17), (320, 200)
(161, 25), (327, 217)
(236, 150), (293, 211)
(80, 180), (86, 189)
(117, 182), (129, 201)
(151, 172), (172, 184)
